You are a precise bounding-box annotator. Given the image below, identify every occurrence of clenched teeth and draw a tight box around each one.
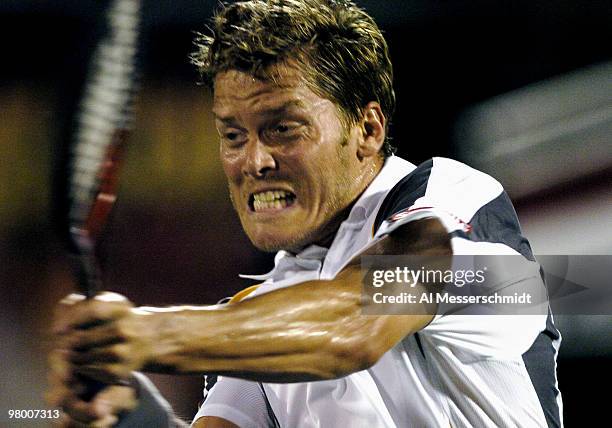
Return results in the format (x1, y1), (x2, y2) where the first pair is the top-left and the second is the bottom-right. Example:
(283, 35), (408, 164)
(251, 190), (295, 212)
(254, 198), (288, 211)
(253, 190), (291, 203)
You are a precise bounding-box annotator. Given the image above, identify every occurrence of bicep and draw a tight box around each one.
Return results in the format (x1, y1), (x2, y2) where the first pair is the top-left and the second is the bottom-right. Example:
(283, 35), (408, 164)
(192, 416), (239, 428)
(337, 217), (451, 364)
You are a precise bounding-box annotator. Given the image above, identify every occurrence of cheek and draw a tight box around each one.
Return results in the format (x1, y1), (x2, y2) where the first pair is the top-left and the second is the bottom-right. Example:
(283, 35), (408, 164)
(220, 149), (243, 183)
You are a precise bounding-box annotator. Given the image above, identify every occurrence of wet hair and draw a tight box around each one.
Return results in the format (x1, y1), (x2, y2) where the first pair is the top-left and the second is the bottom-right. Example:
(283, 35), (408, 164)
(192, 0), (396, 156)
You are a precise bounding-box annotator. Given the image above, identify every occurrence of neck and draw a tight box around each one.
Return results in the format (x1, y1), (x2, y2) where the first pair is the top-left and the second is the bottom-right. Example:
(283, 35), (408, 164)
(292, 156), (385, 253)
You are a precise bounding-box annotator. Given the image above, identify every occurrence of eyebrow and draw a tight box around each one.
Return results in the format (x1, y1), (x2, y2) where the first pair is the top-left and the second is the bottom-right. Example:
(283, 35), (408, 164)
(213, 99), (307, 123)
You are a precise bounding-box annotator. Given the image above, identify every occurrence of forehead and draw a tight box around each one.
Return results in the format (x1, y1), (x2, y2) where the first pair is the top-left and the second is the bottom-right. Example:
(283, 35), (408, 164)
(212, 66), (331, 116)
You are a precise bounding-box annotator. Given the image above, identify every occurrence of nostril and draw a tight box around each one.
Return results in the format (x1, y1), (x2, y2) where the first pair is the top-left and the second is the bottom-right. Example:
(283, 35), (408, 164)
(257, 164), (276, 176)
(243, 141), (277, 177)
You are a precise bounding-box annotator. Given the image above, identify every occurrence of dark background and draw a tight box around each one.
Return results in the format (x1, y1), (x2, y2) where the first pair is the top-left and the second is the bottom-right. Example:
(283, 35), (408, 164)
(1, 0), (610, 425)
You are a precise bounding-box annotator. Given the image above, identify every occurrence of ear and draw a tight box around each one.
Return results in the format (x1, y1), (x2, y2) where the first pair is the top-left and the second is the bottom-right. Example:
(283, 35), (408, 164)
(357, 102), (385, 160)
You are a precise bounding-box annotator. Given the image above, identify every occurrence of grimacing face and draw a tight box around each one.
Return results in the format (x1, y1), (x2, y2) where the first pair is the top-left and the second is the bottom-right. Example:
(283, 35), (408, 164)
(213, 65), (384, 252)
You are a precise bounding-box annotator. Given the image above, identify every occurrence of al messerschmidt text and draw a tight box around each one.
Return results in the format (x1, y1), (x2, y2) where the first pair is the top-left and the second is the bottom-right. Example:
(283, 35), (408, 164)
(372, 292), (533, 304)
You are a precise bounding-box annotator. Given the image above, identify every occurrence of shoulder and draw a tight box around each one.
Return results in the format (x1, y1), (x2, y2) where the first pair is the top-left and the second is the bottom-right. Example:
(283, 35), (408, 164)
(373, 157), (533, 258)
(374, 157), (504, 229)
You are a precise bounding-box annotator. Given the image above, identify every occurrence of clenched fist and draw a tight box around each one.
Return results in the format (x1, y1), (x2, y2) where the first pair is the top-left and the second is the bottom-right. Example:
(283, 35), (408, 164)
(47, 347), (137, 427)
(53, 292), (158, 384)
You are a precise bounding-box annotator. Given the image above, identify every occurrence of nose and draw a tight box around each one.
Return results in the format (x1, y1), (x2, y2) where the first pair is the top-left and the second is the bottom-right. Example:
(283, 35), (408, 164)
(242, 139), (277, 178)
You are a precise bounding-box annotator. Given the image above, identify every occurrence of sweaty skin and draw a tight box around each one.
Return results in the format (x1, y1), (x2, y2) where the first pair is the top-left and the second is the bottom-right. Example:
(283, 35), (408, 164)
(55, 218), (449, 385)
(49, 65), (451, 426)
(215, 66), (384, 252)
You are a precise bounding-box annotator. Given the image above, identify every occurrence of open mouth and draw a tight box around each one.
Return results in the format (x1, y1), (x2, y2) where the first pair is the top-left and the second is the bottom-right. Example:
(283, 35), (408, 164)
(249, 190), (297, 212)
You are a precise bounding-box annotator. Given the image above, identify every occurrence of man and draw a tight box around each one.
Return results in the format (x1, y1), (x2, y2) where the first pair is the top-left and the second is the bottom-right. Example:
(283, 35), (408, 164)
(48, 0), (563, 427)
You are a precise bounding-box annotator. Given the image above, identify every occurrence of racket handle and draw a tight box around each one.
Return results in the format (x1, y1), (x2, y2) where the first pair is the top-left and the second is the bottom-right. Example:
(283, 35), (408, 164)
(69, 251), (102, 299)
(77, 375), (131, 402)
(77, 374), (106, 402)
(68, 225), (101, 298)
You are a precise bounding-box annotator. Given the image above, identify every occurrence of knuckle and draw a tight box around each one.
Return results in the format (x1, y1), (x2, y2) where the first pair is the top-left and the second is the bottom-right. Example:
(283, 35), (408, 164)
(59, 293), (86, 306)
(116, 317), (140, 343)
(109, 363), (131, 380)
(108, 385), (137, 408)
(108, 343), (125, 360)
(95, 291), (125, 302)
(101, 322), (118, 338)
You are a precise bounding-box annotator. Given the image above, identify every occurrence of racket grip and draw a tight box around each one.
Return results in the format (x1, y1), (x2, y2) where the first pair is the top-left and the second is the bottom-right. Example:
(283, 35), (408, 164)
(69, 251), (102, 298)
(77, 375), (131, 402)
(77, 375), (107, 402)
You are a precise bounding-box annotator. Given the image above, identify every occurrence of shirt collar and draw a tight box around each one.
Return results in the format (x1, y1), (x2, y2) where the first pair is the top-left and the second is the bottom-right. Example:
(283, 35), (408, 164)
(240, 156), (415, 280)
(341, 155), (416, 226)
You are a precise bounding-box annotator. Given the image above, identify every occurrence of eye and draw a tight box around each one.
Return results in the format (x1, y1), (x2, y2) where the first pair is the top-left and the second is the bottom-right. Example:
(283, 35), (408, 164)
(265, 121), (303, 141)
(220, 129), (247, 146)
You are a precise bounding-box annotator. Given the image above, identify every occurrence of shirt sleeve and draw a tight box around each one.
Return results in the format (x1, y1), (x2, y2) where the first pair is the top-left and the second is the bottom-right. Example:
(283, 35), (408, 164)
(371, 157), (548, 325)
(192, 376), (273, 428)
(373, 157), (534, 259)
(371, 158), (561, 427)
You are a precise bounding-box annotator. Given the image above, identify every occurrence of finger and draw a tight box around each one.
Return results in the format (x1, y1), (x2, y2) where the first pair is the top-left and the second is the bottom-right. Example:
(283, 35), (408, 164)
(60, 385), (135, 428)
(58, 293), (88, 306)
(70, 343), (128, 365)
(47, 353), (83, 408)
(68, 324), (124, 352)
(74, 364), (132, 385)
(54, 413), (82, 428)
(91, 414), (119, 428)
(46, 377), (73, 408)
(53, 294), (86, 334)
(51, 386), (100, 424)
(48, 352), (93, 401)
(95, 385), (137, 416)
(57, 414), (118, 428)
(49, 349), (72, 383)
(54, 293), (132, 334)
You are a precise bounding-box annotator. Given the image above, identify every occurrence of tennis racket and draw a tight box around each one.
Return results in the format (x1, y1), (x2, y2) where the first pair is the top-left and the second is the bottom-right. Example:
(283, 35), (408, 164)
(68, 0), (142, 298)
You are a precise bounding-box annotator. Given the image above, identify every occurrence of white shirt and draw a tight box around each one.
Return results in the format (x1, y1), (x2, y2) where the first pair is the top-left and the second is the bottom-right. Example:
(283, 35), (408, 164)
(195, 156), (563, 428)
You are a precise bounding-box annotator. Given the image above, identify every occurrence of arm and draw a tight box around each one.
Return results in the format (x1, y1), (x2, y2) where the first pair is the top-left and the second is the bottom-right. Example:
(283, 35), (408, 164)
(59, 218), (450, 384)
(192, 417), (239, 428)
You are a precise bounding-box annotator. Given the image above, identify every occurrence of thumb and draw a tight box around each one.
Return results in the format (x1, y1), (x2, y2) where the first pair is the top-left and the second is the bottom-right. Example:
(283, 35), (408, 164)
(93, 384), (138, 418)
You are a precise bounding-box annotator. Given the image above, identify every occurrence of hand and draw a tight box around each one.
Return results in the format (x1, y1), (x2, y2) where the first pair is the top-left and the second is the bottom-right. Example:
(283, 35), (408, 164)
(53, 292), (157, 384)
(47, 348), (137, 427)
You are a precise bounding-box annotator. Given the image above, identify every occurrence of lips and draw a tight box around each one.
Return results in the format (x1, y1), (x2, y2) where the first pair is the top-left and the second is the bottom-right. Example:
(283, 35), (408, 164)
(249, 189), (296, 212)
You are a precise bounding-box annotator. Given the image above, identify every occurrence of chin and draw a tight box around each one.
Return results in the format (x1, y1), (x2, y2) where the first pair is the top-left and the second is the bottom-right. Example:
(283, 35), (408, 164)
(247, 229), (311, 253)
(252, 242), (286, 253)
(248, 232), (292, 252)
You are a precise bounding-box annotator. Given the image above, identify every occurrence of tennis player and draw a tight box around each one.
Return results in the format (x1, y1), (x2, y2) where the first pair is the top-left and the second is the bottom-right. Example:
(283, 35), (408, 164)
(48, 1), (563, 426)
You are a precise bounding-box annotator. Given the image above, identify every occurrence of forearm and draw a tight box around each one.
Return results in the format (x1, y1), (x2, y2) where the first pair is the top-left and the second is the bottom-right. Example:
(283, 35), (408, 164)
(141, 219), (449, 382)
(50, 218), (441, 384)
(143, 266), (377, 381)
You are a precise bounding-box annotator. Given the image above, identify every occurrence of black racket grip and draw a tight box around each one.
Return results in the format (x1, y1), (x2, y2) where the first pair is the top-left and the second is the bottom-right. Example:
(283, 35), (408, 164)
(77, 374), (107, 402)
(77, 375), (131, 401)
(68, 251), (102, 298)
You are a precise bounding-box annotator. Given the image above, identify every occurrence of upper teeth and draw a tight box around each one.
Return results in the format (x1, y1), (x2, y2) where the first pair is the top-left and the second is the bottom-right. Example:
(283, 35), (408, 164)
(253, 190), (290, 203)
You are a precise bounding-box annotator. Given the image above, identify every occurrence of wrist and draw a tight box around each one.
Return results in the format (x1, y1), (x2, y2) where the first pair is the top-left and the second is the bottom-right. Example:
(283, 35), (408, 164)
(131, 308), (166, 370)
(135, 304), (222, 374)
(137, 308), (184, 372)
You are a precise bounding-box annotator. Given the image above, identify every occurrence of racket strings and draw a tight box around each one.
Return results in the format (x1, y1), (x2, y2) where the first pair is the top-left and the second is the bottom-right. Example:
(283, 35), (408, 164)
(68, 0), (142, 296)
(69, 0), (141, 243)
